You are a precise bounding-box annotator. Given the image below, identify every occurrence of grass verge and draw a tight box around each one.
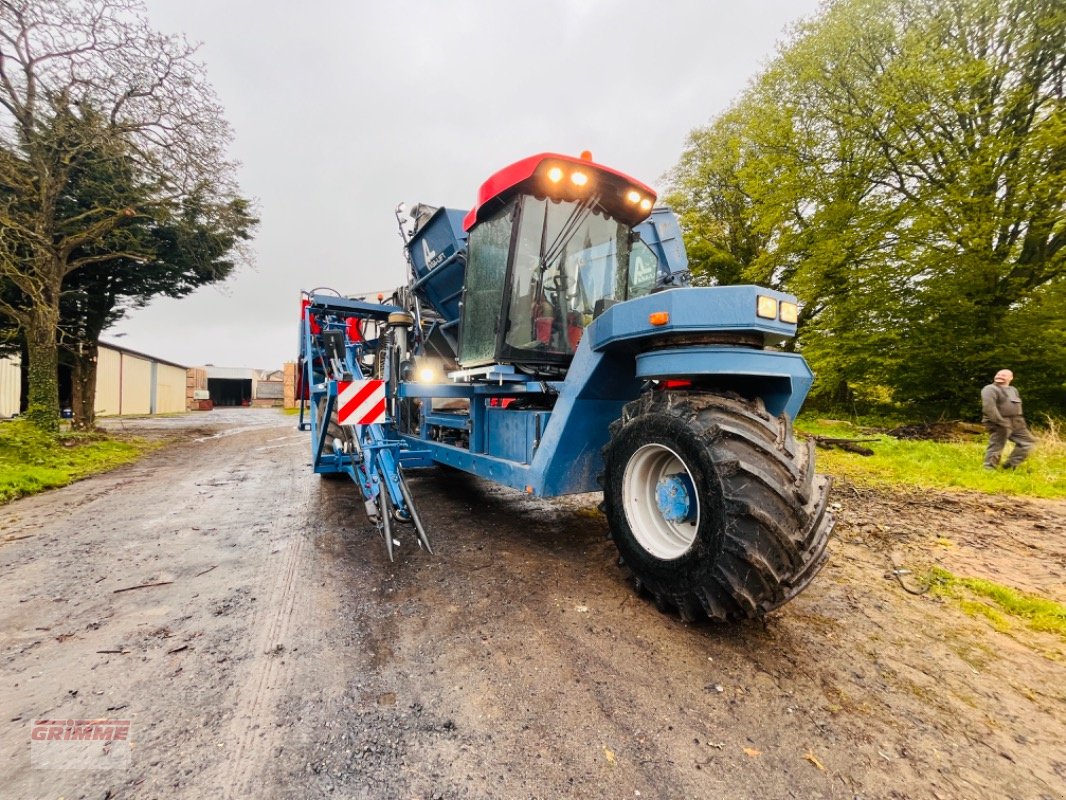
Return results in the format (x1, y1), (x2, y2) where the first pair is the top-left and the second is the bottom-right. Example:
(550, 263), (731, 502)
(796, 417), (1066, 499)
(0, 419), (157, 504)
(928, 567), (1066, 641)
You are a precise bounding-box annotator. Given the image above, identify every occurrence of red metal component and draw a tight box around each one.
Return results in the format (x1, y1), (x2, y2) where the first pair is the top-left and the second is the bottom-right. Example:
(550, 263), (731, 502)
(462, 152), (657, 231)
(301, 297), (321, 334)
(346, 316), (363, 343)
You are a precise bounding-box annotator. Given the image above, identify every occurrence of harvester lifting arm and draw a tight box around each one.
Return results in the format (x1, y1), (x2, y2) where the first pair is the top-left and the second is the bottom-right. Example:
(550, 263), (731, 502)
(298, 291), (434, 560)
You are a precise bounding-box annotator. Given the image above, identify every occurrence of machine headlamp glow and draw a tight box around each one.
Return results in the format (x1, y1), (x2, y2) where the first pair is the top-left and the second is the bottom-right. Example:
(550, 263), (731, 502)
(414, 357), (443, 383)
(625, 188), (653, 212)
(544, 163), (592, 190)
(779, 301), (799, 324)
(756, 295), (800, 324)
(756, 295), (779, 320)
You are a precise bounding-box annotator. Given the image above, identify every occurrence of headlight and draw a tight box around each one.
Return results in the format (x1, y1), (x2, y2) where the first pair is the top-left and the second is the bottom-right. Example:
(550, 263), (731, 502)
(779, 301), (799, 324)
(415, 359), (442, 383)
(756, 295), (778, 320)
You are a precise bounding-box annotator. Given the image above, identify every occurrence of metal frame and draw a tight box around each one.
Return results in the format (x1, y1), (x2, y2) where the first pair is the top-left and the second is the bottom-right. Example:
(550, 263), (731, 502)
(298, 293), (434, 557)
(393, 285), (812, 497)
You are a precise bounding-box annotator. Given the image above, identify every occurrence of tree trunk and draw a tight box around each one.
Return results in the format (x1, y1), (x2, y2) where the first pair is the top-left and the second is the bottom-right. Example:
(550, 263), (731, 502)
(69, 342), (99, 431)
(24, 303), (61, 433)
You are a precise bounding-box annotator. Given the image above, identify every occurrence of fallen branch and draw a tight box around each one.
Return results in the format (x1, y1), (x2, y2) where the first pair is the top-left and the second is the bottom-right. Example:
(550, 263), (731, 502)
(810, 436), (878, 456)
(193, 565), (217, 578)
(1, 533), (34, 545)
(112, 581), (173, 594)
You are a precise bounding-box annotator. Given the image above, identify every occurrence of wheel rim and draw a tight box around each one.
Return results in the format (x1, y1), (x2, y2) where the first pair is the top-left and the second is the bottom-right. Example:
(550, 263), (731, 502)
(622, 443), (700, 560)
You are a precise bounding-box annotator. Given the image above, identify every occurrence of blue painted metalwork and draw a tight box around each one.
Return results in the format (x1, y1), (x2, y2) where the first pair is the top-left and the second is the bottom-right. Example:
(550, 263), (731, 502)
(655, 473), (695, 523)
(387, 273), (812, 496)
(633, 346), (812, 420)
(297, 291), (434, 556)
(302, 199), (819, 525)
(633, 208), (689, 285)
(404, 207), (467, 348)
(588, 286), (798, 351)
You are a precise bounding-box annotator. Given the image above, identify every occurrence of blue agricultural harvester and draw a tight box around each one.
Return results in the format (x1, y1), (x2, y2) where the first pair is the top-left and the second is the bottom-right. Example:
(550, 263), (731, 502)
(297, 152), (834, 622)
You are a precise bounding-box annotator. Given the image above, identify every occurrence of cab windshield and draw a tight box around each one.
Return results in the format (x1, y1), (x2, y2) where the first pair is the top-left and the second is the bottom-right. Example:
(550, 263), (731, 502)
(503, 196), (646, 360)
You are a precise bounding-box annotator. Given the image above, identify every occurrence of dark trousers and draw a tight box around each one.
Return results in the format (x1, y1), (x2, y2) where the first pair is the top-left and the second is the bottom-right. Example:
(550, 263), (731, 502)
(984, 417), (1036, 468)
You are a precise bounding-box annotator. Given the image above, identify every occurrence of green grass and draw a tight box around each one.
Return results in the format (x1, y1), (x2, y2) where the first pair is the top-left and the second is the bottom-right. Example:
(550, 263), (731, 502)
(796, 417), (1066, 499)
(929, 567), (1066, 640)
(0, 419), (155, 504)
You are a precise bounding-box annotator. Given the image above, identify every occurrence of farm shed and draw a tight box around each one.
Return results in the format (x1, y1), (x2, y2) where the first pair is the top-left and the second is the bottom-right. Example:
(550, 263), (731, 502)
(198, 366), (284, 408)
(94, 342), (188, 417)
(0, 355), (20, 418)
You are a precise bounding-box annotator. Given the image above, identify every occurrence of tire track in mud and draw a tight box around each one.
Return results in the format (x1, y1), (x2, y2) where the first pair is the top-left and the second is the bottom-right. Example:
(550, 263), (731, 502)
(211, 433), (314, 800)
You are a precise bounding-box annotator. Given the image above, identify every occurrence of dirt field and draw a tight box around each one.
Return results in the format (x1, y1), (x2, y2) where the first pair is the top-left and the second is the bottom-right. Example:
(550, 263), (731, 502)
(1, 409), (1063, 800)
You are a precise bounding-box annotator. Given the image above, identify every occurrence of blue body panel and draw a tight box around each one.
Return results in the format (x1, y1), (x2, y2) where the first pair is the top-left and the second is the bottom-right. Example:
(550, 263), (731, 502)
(590, 286), (796, 350)
(304, 209), (816, 501)
(395, 285), (810, 497)
(298, 294), (432, 496)
(405, 207), (467, 342)
(633, 208), (689, 284)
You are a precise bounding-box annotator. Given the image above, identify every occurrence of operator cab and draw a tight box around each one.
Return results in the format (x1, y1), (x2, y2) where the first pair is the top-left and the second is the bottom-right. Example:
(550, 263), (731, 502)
(458, 153), (659, 370)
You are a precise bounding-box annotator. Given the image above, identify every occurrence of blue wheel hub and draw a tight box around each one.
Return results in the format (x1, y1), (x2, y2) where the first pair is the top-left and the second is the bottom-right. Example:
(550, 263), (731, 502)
(655, 472), (697, 524)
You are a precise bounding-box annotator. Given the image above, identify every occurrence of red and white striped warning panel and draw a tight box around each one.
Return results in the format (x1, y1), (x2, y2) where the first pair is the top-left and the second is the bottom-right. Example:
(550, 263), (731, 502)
(337, 379), (386, 426)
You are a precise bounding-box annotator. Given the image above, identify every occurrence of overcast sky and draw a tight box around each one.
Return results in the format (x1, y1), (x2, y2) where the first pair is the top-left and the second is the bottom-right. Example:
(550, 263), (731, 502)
(115, 0), (823, 368)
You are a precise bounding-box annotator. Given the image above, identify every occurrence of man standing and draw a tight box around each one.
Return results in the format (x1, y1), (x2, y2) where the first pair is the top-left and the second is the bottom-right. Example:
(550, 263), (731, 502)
(981, 369), (1036, 470)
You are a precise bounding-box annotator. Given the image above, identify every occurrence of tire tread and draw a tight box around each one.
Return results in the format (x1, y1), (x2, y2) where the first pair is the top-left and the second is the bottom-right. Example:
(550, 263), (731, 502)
(603, 389), (834, 622)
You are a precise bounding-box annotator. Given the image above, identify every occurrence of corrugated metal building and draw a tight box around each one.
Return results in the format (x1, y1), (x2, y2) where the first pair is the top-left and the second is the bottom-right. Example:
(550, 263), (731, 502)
(198, 366), (284, 408)
(94, 342), (188, 416)
(0, 345), (284, 418)
(0, 355), (20, 418)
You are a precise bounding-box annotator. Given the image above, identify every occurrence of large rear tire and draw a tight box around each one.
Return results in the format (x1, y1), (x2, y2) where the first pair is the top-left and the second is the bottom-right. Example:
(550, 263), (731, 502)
(602, 390), (833, 622)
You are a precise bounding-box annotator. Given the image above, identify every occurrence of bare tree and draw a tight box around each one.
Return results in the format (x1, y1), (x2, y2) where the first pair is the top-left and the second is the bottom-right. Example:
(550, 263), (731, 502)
(0, 0), (240, 430)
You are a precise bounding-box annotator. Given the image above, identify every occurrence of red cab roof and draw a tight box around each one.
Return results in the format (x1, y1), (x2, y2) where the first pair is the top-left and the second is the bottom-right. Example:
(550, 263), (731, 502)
(462, 152), (657, 231)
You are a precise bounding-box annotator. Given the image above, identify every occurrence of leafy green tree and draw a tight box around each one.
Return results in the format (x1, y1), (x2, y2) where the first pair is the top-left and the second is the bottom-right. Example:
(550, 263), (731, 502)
(59, 191), (255, 429)
(0, 0), (246, 431)
(0, 156), (255, 429)
(669, 0), (1066, 418)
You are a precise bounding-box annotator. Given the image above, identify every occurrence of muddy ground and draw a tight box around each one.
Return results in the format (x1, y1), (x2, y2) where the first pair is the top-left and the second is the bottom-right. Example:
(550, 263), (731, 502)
(1, 409), (1063, 800)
